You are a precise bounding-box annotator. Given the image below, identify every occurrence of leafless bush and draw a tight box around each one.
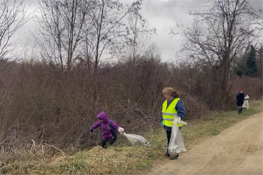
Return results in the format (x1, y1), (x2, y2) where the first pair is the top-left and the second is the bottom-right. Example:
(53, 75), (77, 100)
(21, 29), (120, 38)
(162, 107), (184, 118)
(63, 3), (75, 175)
(0, 56), (169, 151)
(168, 60), (221, 110)
(230, 76), (262, 100)
(0, 53), (261, 155)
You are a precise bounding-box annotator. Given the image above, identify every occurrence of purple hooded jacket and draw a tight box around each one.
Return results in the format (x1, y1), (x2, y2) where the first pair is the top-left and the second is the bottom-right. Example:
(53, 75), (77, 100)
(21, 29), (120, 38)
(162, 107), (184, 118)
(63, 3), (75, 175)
(91, 112), (119, 140)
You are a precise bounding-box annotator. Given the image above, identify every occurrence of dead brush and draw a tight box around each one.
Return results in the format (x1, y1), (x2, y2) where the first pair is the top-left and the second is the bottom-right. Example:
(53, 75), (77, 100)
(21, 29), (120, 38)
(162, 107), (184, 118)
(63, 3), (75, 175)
(0, 139), (70, 174)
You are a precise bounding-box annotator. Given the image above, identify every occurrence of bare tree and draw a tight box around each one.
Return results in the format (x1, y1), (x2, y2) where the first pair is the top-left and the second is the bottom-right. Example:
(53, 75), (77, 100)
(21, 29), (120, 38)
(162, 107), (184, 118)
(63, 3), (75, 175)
(36, 0), (144, 73)
(115, 0), (156, 120)
(124, 0), (156, 61)
(0, 0), (27, 60)
(175, 0), (262, 109)
(36, 0), (91, 72)
(83, 0), (143, 74)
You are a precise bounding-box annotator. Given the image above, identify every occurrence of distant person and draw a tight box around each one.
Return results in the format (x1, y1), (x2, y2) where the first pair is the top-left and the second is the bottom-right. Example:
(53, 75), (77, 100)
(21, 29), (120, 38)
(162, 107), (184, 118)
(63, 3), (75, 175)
(90, 112), (124, 148)
(161, 87), (185, 160)
(236, 90), (245, 114)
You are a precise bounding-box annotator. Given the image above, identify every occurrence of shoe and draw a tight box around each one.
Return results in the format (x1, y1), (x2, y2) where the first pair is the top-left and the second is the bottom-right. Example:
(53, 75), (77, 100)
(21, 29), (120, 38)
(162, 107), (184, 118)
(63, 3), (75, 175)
(164, 152), (170, 157)
(170, 153), (179, 160)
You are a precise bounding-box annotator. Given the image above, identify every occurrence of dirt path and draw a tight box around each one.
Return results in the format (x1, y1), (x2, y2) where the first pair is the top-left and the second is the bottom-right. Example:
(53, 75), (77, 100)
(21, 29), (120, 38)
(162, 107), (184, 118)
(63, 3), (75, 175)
(149, 112), (263, 175)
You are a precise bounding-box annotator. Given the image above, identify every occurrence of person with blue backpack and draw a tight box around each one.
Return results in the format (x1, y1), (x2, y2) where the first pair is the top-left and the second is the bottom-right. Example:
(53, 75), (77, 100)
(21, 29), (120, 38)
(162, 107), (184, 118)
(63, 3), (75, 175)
(90, 112), (124, 148)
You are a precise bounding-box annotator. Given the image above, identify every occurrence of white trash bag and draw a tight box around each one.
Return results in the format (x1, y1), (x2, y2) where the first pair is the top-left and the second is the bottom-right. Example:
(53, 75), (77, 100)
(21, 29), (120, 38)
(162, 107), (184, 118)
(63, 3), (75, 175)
(168, 117), (187, 156)
(122, 133), (150, 147)
(242, 95), (250, 110)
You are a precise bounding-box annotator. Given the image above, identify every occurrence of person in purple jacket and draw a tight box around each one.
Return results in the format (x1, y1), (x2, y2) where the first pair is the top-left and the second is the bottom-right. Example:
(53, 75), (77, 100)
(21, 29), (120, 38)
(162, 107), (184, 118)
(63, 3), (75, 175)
(90, 112), (124, 148)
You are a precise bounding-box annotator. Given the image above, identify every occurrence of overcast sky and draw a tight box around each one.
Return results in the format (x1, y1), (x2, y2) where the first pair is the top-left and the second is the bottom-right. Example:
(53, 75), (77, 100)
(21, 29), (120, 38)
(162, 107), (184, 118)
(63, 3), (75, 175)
(12, 0), (263, 62)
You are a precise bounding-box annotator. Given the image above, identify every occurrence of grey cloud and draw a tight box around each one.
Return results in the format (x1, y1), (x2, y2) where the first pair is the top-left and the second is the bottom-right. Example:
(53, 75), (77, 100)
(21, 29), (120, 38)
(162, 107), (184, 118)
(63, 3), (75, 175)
(141, 0), (205, 61)
(249, 0), (263, 9)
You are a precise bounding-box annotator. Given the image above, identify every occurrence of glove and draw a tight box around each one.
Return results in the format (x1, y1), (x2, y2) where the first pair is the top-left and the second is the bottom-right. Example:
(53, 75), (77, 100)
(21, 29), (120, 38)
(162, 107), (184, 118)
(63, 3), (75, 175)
(175, 117), (187, 126)
(118, 127), (124, 133)
(90, 127), (93, 132)
(177, 117), (181, 121)
(174, 116), (181, 122)
(173, 117), (182, 125)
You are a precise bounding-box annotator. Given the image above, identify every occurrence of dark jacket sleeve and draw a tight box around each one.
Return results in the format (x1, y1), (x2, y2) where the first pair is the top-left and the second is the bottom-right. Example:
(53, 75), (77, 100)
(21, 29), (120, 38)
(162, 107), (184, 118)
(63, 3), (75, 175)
(176, 99), (185, 120)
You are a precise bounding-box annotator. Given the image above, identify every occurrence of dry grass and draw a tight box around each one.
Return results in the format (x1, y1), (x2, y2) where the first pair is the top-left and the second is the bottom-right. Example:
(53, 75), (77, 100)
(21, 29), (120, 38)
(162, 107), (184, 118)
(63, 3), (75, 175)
(1, 100), (262, 174)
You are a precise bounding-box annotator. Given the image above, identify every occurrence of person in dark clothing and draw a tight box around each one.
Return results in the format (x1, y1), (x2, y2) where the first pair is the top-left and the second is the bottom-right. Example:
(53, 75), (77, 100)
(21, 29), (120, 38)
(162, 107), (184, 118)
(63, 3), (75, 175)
(236, 89), (245, 114)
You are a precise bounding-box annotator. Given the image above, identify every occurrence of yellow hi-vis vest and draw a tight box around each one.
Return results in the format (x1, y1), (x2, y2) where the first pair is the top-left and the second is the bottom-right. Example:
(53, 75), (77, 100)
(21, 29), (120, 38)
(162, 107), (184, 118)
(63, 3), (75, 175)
(162, 98), (182, 127)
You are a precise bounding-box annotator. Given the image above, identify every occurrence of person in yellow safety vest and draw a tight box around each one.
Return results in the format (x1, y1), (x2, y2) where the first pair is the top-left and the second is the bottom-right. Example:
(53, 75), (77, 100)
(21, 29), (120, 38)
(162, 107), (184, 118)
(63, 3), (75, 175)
(161, 87), (185, 160)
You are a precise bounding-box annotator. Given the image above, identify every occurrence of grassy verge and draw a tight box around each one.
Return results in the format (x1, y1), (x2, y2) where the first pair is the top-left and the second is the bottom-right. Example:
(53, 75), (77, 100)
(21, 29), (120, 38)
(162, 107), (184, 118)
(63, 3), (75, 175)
(1, 100), (262, 174)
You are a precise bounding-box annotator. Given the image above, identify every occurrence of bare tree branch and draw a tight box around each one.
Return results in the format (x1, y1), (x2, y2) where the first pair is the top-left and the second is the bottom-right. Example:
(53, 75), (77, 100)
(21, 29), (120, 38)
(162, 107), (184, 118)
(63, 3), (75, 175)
(0, 0), (28, 60)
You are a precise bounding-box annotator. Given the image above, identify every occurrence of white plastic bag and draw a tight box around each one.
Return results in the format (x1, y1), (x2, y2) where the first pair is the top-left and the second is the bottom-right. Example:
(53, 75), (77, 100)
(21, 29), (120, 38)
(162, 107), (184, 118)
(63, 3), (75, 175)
(242, 95), (250, 110)
(168, 117), (187, 156)
(122, 133), (150, 147)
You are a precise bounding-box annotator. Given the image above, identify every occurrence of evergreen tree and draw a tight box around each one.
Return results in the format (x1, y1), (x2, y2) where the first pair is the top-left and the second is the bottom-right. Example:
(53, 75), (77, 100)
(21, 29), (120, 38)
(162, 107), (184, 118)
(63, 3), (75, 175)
(257, 46), (263, 79)
(245, 45), (258, 77)
(236, 45), (249, 77)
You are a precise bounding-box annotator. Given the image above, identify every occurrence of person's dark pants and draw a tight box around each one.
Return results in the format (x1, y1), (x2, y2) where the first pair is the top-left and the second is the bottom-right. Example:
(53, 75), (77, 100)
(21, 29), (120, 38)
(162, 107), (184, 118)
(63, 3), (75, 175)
(237, 106), (242, 114)
(165, 127), (181, 154)
(101, 131), (117, 148)
(166, 130), (172, 146)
